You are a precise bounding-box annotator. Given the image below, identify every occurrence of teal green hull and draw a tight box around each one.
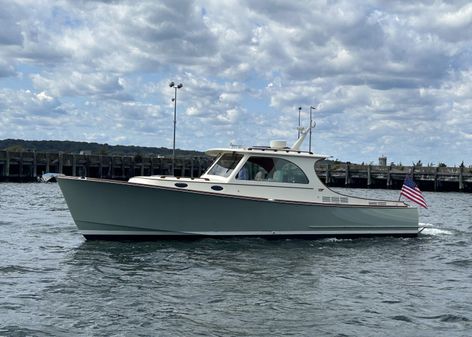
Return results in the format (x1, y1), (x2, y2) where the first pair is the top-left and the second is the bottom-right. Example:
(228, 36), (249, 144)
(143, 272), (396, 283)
(58, 177), (419, 239)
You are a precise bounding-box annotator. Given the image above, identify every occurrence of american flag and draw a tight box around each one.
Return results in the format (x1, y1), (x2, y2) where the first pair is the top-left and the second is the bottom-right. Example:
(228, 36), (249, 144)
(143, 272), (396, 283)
(400, 175), (428, 208)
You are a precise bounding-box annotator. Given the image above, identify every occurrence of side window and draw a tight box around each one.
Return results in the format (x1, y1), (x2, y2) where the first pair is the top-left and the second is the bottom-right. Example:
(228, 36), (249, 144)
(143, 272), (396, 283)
(236, 157), (309, 184)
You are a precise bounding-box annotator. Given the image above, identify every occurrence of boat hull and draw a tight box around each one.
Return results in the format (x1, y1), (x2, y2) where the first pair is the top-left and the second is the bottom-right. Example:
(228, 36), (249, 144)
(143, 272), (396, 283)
(58, 177), (419, 240)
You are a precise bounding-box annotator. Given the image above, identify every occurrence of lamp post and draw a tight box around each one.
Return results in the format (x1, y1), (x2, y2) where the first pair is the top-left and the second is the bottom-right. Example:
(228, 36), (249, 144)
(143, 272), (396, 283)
(298, 106), (302, 138)
(169, 81), (183, 176)
(309, 106), (316, 153)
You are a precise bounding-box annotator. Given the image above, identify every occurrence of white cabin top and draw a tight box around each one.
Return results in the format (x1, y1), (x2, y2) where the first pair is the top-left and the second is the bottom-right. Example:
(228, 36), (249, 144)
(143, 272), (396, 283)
(205, 147), (327, 159)
(200, 145), (325, 185)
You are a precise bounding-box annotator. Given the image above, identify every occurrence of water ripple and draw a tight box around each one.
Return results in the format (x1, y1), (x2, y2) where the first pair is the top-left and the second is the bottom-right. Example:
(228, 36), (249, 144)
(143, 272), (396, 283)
(391, 315), (413, 323)
(445, 259), (472, 267)
(418, 314), (470, 323)
(0, 184), (471, 336)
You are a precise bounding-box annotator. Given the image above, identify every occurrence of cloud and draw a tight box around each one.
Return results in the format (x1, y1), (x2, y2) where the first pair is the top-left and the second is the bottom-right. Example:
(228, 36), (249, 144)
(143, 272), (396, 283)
(0, 1), (24, 46)
(0, 89), (65, 116)
(0, 89), (69, 140)
(54, 1), (218, 73)
(0, 60), (16, 77)
(0, 0), (470, 165)
(31, 71), (132, 100)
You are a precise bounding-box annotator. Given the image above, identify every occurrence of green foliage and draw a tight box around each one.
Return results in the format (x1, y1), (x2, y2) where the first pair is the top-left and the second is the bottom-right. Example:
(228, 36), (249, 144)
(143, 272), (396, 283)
(4, 144), (25, 152)
(0, 139), (204, 157)
(134, 153), (143, 163)
(98, 144), (109, 155)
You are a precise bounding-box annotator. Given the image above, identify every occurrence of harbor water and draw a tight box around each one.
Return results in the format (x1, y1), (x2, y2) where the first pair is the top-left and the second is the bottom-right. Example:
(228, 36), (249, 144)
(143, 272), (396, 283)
(0, 183), (471, 336)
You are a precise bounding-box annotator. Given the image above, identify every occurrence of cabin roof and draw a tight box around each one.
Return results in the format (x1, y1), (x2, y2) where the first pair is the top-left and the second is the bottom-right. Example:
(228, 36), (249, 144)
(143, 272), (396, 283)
(205, 147), (327, 159)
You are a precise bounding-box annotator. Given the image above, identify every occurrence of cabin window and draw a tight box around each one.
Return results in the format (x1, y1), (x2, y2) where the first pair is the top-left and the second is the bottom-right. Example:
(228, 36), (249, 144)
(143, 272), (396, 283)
(236, 156), (309, 184)
(207, 153), (243, 177)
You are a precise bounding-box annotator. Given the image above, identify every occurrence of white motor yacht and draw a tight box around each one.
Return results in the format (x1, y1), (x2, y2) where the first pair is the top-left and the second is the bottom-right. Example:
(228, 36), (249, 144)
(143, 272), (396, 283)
(58, 128), (420, 239)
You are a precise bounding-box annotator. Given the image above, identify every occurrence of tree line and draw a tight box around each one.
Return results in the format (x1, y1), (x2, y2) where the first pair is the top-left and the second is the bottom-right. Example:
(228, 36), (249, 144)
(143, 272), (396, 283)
(0, 139), (204, 158)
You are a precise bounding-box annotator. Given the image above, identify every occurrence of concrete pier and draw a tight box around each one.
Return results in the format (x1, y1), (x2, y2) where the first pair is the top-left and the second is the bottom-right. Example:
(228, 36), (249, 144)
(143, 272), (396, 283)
(314, 161), (471, 192)
(0, 150), (470, 192)
(0, 150), (212, 183)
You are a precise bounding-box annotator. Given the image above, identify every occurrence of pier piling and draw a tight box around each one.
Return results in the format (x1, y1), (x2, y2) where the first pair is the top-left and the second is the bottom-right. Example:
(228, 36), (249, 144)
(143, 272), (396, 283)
(32, 152), (37, 178)
(0, 150), (470, 192)
(344, 163), (351, 186)
(459, 166), (464, 191)
(367, 165), (372, 187)
(4, 151), (10, 178)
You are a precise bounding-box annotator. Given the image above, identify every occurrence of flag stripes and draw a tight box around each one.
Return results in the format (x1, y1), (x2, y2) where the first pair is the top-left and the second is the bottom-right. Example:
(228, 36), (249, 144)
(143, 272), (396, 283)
(400, 176), (428, 208)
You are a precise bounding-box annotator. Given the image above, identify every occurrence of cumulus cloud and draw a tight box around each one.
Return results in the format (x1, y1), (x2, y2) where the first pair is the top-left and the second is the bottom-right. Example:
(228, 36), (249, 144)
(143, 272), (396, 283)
(0, 0), (470, 165)
(31, 71), (132, 100)
(0, 89), (68, 139)
(0, 60), (16, 78)
(0, 1), (24, 46)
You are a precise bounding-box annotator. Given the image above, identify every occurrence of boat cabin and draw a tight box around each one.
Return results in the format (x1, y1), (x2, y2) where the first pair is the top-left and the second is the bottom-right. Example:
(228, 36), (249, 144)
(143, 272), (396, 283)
(129, 135), (406, 207)
(201, 148), (321, 187)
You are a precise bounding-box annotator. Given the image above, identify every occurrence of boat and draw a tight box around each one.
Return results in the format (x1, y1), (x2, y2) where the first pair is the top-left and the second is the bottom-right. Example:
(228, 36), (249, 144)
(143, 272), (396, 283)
(57, 127), (420, 240)
(39, 172), (65, 183)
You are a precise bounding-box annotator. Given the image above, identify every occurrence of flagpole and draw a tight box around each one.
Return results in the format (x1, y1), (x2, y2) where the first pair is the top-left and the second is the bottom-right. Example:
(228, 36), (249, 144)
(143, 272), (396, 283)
(399, 174), (408, 201)
(399, 175), (404, 201)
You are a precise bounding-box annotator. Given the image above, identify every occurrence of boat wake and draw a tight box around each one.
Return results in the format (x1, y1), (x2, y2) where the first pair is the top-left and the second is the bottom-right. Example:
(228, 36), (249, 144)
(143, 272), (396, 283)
(320, 237), (353, 243)
(420, 223), (453, 236)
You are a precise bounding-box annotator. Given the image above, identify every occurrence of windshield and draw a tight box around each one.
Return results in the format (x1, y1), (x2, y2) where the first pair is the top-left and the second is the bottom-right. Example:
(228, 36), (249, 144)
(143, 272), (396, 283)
(206, 153), (243, 177)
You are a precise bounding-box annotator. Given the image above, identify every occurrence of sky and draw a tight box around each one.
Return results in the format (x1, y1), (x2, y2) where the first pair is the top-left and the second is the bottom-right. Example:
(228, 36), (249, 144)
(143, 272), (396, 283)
(0, 0), (471, 166)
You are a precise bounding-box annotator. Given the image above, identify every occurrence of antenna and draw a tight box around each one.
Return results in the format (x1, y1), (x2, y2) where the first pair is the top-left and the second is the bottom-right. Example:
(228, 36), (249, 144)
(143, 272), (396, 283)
(298, 107), (302, 138)
(309, 106), (317, 152)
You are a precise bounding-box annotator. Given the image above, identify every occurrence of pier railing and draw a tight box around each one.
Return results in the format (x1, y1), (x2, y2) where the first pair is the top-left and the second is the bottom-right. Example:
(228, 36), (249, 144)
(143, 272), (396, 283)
(0, 150), (213, 182)
(316, 162), (471, 192)
(0, 150), (470, 192)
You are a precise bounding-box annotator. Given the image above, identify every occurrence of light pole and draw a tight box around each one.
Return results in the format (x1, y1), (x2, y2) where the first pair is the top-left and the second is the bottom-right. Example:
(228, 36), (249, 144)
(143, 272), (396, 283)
(169, 81), (183, 176)
(309, 106), (316, 153)
(298, 106), (302, 138)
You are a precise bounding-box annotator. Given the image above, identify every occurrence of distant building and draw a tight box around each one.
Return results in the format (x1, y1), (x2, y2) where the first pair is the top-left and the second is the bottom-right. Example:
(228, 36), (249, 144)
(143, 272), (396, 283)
(80, 150), (92, 155)
(379, 156), (387, 166)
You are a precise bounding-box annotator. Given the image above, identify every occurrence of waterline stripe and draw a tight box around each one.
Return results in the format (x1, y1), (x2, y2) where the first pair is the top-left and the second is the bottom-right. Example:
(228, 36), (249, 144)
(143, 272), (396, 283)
(80, 229), (420, 236)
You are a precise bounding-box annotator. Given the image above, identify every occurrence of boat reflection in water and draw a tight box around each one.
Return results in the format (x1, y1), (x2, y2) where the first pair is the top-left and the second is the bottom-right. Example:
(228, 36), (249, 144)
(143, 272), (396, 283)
(58, 127), (420, 240)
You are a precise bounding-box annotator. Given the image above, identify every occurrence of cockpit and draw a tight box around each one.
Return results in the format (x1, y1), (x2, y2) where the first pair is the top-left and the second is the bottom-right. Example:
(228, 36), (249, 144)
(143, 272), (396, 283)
(205, 152), (309, 184)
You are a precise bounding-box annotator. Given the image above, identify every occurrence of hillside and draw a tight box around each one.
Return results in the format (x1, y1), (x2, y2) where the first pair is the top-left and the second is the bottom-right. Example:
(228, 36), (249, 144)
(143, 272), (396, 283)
(0, 139), (204, 157)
